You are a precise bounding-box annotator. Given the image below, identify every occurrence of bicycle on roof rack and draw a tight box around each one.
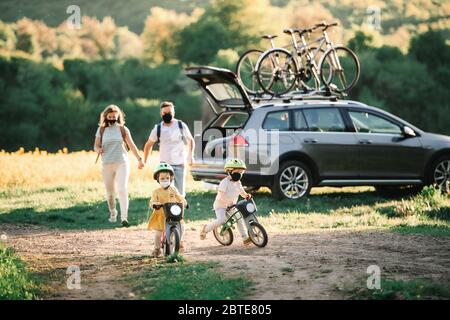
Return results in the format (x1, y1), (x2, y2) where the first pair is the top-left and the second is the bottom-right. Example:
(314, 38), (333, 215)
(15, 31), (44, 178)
(253, 21), (360, 97)
(236, 32), (300, 96)
(236, 34), (279, 96)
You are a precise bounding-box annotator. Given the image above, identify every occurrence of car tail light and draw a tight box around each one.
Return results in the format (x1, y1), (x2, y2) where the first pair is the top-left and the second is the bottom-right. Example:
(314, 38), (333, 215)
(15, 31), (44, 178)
(230, 134), (249, 146)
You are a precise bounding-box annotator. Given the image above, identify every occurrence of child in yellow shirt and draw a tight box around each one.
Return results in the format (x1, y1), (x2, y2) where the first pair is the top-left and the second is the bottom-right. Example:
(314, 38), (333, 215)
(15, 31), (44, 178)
(148, 162), (187, 257)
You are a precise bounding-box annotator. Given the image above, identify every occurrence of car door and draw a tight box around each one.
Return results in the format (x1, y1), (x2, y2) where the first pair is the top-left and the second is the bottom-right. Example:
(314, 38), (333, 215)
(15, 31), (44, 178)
(346, 108), (424, 178)
(294, 106), (359, 178)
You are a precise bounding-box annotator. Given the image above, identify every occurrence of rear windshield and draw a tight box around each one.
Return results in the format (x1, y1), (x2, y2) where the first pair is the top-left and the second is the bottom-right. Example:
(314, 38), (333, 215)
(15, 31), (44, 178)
(211, 113), (249, 128)
(207, 83), (242, 102)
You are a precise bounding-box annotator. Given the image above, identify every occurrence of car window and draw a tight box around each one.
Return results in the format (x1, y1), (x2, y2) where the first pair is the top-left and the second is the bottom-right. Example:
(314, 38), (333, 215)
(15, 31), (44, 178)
(262, 111), (290, 131)
(207, 83), (241, 101)
(303, 108), (346, 132)
(293, 110), (309, 131)
(220, 113), (248, 128)
(349, 111), (402, 134)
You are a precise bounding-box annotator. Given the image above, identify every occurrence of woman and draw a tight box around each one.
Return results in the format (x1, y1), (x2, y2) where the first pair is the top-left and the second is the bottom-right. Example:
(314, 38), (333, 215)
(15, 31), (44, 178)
(94, 104), (144, 227)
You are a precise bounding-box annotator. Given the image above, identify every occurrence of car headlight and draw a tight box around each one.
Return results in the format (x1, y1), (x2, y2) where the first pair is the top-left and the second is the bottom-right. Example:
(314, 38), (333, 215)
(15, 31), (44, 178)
(246, 203), (255, 213)
(170, 205), (182, 216)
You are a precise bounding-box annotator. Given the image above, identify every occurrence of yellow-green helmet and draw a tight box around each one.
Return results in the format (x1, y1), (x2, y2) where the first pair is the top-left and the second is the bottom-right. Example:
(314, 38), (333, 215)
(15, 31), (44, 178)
(224, 158), (247, 171)
(153, 162), (174, 180)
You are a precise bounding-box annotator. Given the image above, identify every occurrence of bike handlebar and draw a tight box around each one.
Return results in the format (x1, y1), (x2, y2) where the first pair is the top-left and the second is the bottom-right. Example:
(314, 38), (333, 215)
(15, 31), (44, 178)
(152, 203), (189, 210)
(312, 21), (339, 31)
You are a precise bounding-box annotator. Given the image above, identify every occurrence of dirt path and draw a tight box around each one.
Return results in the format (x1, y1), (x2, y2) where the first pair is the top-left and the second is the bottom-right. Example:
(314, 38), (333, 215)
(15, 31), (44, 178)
(1, 224), (449, 299)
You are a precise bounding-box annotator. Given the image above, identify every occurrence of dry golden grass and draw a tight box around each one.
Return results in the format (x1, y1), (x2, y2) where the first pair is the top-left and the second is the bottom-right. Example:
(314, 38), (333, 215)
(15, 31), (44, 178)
(0, 148), (173, 188)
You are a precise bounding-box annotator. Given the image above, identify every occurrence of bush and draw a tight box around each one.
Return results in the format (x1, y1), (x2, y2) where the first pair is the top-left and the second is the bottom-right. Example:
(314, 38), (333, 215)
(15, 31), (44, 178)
(393, 186), (449, 220)
(0, 246), (41, 300)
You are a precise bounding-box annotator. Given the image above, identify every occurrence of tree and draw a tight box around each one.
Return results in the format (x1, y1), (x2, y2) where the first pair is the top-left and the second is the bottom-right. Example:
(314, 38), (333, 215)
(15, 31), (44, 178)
(409, 29), (450, 72)
(141, 7), (203, 64)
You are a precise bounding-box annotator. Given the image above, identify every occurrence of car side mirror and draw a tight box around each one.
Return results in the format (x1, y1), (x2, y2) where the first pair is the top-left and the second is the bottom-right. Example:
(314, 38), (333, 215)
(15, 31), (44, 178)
(403, 126), (416, 137)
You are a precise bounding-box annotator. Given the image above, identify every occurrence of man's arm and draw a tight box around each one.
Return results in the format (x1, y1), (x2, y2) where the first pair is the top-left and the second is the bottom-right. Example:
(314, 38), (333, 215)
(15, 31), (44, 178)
(143, 138), (155, 165)
(187, 135), (195, 165)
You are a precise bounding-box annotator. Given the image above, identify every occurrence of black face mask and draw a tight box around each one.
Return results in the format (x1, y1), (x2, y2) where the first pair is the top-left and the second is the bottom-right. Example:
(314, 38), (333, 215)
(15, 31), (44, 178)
(107, 119), (117, 125)
(230, 172), (242, 181)
(162, 113), (173, 124)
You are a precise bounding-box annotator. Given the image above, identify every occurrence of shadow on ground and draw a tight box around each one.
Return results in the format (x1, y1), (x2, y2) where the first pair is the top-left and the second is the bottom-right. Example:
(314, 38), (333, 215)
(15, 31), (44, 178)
(0, 188), (405, 231)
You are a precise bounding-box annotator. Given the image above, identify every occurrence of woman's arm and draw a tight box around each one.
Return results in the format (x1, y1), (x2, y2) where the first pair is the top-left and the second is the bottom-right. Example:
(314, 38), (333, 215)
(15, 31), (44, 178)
(124, 130), (144, 168)
(94, 136), (103, 154)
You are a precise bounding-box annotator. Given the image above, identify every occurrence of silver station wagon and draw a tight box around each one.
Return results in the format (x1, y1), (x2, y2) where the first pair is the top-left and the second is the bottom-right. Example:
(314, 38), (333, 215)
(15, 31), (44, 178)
(185, 66), (450, 200)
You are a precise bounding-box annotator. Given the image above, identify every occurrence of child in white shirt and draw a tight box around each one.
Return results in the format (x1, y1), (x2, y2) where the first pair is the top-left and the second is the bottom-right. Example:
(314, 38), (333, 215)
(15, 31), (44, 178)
(200, 158), (252, 245)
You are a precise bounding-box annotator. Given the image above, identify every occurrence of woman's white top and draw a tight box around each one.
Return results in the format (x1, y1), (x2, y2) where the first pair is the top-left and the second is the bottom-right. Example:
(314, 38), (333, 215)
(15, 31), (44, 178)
(95, 124), (130, 165)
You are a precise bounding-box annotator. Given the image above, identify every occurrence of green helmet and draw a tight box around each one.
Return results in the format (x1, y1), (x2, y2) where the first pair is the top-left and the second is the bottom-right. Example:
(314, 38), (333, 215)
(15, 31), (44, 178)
(224, 158), (247, 171)
(153, 162), (174, 180)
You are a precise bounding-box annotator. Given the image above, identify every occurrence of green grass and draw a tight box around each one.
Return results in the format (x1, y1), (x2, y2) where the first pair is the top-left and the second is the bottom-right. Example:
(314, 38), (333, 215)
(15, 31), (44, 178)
(351, 278), (450, 300)
(129, 260), (251, 300)
(0, 245), (42, 300)
(0, 182), (449, 237)
(391, 224), (450, 237)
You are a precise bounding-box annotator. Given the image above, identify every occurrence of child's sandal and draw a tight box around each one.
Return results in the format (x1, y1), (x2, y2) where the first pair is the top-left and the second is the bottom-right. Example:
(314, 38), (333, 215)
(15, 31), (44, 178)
(199, 225), (207, 240)
(152, 249), (161, 258)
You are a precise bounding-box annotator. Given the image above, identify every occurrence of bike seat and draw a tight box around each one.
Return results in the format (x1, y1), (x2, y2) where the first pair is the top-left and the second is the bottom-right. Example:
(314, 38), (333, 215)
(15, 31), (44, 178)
(283, 28), (296, 35)
(295, 28), (312, 36)
(262, 34), (278, 40)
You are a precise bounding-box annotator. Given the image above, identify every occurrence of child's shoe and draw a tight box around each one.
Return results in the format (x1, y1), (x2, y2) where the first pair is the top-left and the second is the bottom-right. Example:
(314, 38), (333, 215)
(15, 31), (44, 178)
(121, 220), (130, 228)
(199, 225), (207, 240)
(243, 238), (252, 246)
(152, 248), (161, 258)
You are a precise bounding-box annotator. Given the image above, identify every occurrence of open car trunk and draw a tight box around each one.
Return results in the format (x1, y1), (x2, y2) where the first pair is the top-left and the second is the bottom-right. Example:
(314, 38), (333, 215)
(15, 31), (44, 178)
(185, 66), (254, 169)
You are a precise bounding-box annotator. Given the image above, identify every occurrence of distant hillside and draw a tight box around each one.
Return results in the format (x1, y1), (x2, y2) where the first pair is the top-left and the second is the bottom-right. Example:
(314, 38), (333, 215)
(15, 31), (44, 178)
(0, 0), (210, 33)
(0, 0), (448, 45)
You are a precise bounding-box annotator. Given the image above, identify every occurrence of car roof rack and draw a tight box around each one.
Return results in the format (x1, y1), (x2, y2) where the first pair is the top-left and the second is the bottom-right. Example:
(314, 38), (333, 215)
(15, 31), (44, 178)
(250, 87), (347, 105)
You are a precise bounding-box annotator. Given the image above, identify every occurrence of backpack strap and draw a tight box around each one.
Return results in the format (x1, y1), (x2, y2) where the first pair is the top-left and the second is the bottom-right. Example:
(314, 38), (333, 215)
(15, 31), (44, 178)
(178, 120), (187, 145)
(99, 126), (106, 145)
(156, 123), (161, 144)
(119, 125), (130, 151)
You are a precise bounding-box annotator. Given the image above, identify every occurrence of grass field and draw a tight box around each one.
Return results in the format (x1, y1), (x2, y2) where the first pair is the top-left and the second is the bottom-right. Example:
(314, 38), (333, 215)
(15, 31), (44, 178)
(0, 150), (449, 299)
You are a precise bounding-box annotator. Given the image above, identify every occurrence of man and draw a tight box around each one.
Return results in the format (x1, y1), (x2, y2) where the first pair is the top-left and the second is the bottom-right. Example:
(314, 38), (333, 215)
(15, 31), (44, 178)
(142, 101), (194, 197)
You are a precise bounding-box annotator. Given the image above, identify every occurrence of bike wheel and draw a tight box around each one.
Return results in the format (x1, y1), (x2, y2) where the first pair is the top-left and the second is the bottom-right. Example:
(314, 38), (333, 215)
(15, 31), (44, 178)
(320, 46), (360, 93)
(236, 49), (264, 95)
(248, 222), (268, 248)
(257, 49), (298, 96)
(297, 46), (326, 92)
(213, 227), (234, 246)
(165, 227), (180, 256)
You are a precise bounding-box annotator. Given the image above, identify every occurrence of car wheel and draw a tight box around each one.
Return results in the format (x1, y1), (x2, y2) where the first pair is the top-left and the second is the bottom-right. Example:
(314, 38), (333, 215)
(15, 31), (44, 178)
(429, 156), (450, 192)
(272, 160), (312, 200)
